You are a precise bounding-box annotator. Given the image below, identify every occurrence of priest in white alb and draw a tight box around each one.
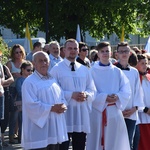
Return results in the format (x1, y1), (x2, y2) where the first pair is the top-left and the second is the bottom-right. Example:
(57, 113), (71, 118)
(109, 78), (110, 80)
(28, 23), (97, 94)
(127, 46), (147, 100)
(21, 51), (68, 150)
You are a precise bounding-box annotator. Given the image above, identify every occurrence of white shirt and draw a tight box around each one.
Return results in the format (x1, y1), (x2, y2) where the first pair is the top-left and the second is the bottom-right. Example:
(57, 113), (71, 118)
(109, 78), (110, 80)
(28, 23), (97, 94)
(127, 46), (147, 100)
(91, 62), (131, 112)
(21, 71), (68, 150)
(86, 61), (131, 150)
(48, 54), (63, 71)
(139, 75), (150, 124)
(121, 66), (144, 120)
(50, 58), (96, 133)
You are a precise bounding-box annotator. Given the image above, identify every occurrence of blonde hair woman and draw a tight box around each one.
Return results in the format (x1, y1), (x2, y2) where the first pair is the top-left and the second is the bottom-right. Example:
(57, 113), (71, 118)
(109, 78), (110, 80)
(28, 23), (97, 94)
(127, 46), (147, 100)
(6, 44), (26, 144)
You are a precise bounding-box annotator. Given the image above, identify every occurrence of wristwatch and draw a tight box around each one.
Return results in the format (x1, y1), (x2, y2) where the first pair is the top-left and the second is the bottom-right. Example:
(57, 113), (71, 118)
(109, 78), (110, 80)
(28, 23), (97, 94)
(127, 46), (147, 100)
(143, 107), (149, 113)
(86, 94), (88, 100)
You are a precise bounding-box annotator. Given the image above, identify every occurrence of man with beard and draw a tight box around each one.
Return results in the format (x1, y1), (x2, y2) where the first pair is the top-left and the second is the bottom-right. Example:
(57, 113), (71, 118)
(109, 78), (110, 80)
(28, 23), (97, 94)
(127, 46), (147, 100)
(48, 41), (63, 71)
(50, 39), (96, 150)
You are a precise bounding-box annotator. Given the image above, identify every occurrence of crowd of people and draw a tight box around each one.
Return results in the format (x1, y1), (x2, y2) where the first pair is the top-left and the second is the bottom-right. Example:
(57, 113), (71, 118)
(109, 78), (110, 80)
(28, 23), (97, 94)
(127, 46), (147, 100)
(0, 39), (149, 150)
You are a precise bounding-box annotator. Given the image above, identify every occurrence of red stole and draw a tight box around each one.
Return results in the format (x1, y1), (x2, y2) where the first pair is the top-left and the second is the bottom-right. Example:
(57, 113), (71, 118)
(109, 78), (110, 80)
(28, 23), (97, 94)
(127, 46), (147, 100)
(140, 73), (150, 83)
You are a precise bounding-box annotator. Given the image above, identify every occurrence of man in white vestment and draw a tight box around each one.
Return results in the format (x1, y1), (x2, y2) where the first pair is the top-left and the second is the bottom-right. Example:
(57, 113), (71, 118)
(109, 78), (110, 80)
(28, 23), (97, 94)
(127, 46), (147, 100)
(115, 42), (144, 149)
(21, 51), (68, 150)
(50, 39), (96, 150)
(86, 41), (131, 150)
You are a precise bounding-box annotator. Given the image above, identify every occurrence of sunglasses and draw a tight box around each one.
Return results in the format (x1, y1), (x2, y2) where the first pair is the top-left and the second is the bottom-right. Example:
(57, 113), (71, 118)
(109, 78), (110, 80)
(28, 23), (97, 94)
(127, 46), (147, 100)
(26, 69), (33, 72)
(81, 48), (89, 52)
(15, 51), (22, 54)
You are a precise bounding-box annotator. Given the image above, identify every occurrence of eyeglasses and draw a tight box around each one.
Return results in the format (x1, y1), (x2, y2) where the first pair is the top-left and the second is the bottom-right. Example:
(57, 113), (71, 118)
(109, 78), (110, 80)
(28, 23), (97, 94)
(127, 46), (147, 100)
(26, 69), (33, 72)
(15, 51), (22, 54)
(81, 48), (89, 52)
(117, 50), (130, 54)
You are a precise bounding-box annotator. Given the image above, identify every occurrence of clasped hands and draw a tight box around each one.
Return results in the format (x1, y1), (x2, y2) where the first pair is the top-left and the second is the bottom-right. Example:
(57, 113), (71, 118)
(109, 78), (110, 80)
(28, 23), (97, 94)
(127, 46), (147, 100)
(51, 103), (67, 114)
(147, 109), (150, 115)
(123, 107), (137, 117)
(72, 92), (87, 102)
(106, 94), (118, 104)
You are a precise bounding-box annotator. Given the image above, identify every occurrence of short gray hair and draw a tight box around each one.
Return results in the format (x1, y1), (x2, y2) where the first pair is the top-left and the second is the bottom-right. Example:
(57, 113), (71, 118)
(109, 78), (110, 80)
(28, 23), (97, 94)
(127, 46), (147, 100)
(49, 41), (60, 48)
(32, 51), (50, 62)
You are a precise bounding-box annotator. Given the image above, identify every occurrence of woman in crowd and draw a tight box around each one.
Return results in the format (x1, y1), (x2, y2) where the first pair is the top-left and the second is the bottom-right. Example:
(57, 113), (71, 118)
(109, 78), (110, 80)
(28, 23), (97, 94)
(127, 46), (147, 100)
(6, 44), (26, 144)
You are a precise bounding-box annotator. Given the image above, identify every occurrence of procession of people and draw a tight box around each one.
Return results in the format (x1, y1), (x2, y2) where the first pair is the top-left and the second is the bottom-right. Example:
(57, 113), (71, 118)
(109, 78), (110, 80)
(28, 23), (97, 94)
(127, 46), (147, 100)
(0, 39), (150, 150)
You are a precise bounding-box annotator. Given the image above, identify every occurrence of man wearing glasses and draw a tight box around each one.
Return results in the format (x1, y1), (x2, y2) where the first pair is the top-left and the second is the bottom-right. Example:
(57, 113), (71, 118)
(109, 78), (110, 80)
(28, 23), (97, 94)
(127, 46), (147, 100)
(76, 42), (91, 68)
(115, 42), (144, 149)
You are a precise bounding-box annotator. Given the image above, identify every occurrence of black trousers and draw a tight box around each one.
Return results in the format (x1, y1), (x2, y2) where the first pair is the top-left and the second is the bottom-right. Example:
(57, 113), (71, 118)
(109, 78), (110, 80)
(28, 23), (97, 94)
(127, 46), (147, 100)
(59, 132), (86, 150)
(30, 144), (59, 150)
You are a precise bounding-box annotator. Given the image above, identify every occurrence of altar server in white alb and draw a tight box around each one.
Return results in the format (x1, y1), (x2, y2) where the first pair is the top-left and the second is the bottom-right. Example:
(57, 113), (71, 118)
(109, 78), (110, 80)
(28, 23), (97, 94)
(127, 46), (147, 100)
(86, 42), (131, 150)
(21, 51), (68, 150)
(50, 39), (96, 150)
(136, 54), (150, 150)
(115, 42), (144, 149)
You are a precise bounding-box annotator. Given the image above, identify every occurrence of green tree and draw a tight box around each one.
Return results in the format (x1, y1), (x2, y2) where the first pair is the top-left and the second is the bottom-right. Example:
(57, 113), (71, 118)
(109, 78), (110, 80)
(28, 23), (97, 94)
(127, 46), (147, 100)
(0, 0), (150, 42)
(0, 37), (9, 64)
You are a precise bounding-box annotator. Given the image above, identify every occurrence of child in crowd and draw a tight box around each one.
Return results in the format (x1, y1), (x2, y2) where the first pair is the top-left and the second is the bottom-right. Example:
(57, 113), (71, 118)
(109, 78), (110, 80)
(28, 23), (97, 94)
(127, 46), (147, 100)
(15, 61), (33, 143)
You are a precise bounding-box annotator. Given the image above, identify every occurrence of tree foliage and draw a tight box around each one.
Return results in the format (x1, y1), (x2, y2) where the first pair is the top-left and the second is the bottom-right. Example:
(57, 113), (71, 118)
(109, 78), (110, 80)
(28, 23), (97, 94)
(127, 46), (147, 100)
(0, 37), (10, 64)
(0, 0), (150, 42)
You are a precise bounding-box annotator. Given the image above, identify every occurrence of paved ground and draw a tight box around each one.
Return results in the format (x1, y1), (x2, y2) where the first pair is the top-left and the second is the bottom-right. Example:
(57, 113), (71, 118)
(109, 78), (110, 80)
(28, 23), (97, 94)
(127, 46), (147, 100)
(1, 131), (22, 150)
(1, 128), (72, 150)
